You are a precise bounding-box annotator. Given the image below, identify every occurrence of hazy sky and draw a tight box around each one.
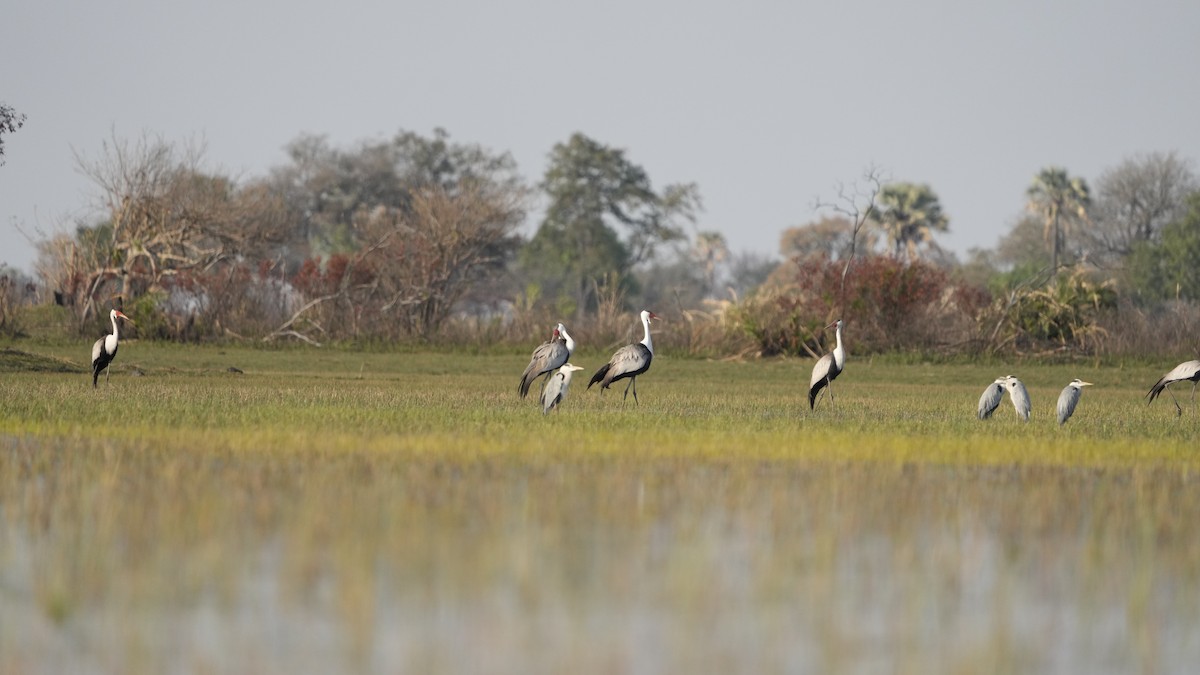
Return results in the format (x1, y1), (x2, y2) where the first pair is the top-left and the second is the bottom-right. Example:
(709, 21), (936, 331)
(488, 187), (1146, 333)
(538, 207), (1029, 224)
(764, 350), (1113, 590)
(3, 0), (1199, 274)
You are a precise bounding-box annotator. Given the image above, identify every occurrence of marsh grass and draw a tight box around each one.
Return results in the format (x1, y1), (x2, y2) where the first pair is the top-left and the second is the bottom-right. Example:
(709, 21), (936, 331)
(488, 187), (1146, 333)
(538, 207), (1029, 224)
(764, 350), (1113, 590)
(2, 344), (1200, 673)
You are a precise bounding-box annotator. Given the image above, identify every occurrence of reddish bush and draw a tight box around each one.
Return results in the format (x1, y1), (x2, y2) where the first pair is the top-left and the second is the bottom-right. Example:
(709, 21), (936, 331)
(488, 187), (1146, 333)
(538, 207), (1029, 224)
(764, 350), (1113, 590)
(733, 255), (991, 355)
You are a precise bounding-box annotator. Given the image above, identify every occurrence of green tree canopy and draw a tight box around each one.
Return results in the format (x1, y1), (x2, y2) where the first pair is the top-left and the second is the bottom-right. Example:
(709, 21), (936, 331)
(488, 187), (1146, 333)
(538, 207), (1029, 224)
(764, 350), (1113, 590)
(1127, 191), (1200, 303)
(869, 183), (949, 261)
(521, 132), (699, 315)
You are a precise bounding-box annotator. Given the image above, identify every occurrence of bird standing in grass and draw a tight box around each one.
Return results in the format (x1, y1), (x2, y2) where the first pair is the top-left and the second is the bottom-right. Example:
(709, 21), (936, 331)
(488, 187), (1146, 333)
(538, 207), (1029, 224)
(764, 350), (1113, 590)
(518, 323), (573, 399)
(542, 363), (584, 414)
(1003, 375), (1031, 422)
(808, 319), (844, 410)
(977, 376), (1010, 420)
(92, 308), (134, 388)
(1146, 360), (1200, 416)
(1056, 378), (1093, 425)
(589, 310), (659, 404)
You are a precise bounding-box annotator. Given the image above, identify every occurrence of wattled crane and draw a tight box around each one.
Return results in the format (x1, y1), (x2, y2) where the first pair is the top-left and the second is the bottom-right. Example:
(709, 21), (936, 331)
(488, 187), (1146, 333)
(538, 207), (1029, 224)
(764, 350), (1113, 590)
(589, 310), (659, 404)
(91, 308), (134, 388)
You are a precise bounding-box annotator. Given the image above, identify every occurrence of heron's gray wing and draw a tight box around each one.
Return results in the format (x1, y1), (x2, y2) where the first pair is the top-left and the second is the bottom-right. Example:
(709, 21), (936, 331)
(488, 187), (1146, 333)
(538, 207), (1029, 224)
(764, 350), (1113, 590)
(1056, 385), (1079, 425)
(1008, 380), (1031, 421)
(542, 371), (566, 413)
(978, 383), (1003, 420)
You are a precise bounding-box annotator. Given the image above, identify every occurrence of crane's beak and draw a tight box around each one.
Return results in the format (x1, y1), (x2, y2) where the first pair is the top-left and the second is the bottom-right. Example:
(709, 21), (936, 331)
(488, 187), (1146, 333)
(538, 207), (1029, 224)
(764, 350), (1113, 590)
(116, 311), (135, 325)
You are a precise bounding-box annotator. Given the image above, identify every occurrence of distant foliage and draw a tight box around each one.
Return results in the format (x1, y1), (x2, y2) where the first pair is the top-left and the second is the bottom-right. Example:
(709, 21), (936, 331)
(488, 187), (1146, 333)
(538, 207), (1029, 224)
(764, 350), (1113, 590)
(1125, 193), (1200, 304)
(731, 255), (990, 356)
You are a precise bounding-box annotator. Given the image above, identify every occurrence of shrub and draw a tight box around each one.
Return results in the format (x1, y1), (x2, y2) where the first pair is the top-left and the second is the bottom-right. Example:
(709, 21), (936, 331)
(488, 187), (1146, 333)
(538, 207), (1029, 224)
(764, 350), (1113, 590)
(731, 255), (990, 356)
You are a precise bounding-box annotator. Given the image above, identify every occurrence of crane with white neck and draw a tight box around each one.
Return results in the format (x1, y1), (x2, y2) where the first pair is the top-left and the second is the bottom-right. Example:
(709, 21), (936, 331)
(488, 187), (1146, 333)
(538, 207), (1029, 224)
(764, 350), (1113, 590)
(589, 310), (659, 405)
(808, 319), (844, 410)
(91, 308), (134, 388)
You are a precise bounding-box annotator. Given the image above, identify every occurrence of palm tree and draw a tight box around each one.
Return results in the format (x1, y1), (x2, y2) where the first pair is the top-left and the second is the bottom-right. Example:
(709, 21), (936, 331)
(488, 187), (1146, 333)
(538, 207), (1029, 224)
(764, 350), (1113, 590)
(869, 183), (949, 262)
(1026, 167), (1091, 275)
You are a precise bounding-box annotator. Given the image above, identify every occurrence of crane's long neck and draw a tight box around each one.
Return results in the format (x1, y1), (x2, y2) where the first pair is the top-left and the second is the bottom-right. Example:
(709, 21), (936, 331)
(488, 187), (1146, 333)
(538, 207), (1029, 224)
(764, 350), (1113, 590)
(110, 312), (121, 341)
(832, 323), (844, 368)
(561, 330), (575, 355)
(640, 314), (654, 354)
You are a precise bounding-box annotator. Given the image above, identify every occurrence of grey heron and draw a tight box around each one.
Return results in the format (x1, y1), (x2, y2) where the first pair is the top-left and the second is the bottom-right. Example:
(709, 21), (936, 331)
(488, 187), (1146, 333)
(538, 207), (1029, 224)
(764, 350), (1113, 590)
(1056, 378), (1093, 425)
(1146, 360), (1200, 416)
(588, 310), (659, 404)
(808, 319), (845, 410)
(541, 363), (584, 414)
(977, 376), (1009, 419)
(91, 308), (134, 388)
(1003, 375), (1031, 421)
(518, 323), (574, 399)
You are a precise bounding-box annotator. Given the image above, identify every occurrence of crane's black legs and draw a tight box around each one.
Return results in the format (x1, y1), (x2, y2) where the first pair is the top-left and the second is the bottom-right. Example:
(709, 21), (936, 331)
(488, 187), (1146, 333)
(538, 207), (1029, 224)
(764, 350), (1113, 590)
(812, 377), (834, 410)
(622, 377), (639, 405)
(1168, 387), (1183, 417)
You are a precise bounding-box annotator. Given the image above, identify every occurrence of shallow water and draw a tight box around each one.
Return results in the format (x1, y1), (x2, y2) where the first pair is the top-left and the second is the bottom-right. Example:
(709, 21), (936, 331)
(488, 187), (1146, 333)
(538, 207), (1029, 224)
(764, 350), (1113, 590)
(2, 439), (1198, 674)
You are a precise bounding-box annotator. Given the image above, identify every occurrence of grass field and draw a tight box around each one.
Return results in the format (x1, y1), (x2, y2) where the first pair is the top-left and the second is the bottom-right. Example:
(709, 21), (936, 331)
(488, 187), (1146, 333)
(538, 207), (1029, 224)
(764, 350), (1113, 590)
(2, 342), (1199, 673)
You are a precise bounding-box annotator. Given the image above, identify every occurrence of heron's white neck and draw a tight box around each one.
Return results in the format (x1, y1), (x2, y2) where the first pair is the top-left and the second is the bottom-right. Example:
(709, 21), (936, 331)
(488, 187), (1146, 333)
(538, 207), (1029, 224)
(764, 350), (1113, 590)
(831, 322), (844, 368)
(640, 313), (654, 354)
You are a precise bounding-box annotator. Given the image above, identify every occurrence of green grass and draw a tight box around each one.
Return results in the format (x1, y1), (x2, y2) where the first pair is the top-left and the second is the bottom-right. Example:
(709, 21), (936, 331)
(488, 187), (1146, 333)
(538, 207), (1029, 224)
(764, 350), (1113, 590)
(2, 342), (1199, 673)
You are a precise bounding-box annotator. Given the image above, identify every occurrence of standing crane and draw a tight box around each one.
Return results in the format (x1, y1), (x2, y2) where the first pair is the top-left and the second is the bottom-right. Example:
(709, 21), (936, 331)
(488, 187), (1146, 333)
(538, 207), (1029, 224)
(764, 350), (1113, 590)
(541, 363), (584, 415)
(1146, 360), (1200, 416)
(1056, 378), (1093, 425)
(518, 323), (574, 399)
(588, 310), (659, 404)
(808, 319), (844, 410)
(91, 308), (134, 388)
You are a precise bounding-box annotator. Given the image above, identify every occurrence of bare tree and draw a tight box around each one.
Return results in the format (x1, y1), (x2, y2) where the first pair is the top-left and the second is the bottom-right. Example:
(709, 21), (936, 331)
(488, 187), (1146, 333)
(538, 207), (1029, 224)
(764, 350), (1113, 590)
(280, 182), (526, 342)
(49, 132), (290, 332)
(1085, 152), (1197, 264)
(814, 167), (885, 318)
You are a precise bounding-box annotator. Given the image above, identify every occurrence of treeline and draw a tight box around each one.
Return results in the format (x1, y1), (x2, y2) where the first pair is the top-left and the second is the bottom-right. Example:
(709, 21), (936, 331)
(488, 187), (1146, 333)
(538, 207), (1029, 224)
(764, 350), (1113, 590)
(3, 128), (1199, 359)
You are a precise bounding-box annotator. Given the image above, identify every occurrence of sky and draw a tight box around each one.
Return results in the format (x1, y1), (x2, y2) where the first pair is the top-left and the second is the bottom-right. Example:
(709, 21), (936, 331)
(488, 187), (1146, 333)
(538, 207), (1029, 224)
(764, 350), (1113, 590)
(2, 0), (1199, 275)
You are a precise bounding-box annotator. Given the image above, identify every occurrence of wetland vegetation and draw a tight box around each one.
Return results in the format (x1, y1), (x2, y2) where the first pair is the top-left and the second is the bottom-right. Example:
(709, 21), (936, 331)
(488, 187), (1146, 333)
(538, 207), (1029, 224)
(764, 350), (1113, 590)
(2, 344), (1199, 673)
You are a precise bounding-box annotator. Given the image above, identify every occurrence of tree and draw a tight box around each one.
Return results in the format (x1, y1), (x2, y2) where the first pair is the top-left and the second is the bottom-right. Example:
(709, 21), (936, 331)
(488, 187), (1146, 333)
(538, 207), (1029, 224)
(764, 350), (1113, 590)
(66, 132), (290, 323)
(340, 184), (525, 338)
(869, 182), (949, 262)
(271, 128), (528, 341)
(813, 167), (884, 319)
(521, 132), (698, 316)
(1126, 191), (1200, 303)
(1085, 152), (1196, 263)
(1027, 167), (1090, 274)
(0, 103), (25, 166)
(780, 216), (877, 262)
